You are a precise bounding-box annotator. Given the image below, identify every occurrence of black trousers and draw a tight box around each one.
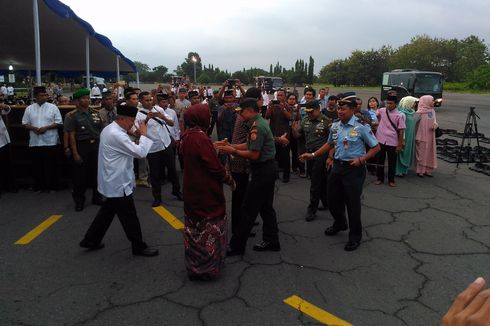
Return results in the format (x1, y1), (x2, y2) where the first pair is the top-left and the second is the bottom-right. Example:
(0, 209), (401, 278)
(290, 138), (299, 171)
(376, 144), (397, 183)
(297, 137), (306, 173)
(147, 145), (180, 199)
(230, 161), (279, 250)
(327, 162), (366, 242)
(31, 145), (59, 191)
(275, 144), (290, 179)
(82, 195), (147, 251)
(73, 141), (99, 204)
(208, 111), (218, 136)
(0, 144), (15, 191)
(231, 172), (249, 236)
(307, 153), (328, 214)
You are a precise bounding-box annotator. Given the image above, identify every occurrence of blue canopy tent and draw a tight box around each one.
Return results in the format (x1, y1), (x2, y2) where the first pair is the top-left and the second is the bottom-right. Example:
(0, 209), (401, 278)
(0, 0), (138, 86)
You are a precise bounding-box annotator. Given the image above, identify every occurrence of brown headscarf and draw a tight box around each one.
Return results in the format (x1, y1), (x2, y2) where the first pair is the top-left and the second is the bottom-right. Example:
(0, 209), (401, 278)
(183, 104), (211, 131)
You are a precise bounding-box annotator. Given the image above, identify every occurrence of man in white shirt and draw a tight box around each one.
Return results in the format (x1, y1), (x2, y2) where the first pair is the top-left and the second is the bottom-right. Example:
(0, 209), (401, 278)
(136, 92), (182, 206)
(0, 85), (7, 97)
(0, 93), (15, 195)
(21, 86), (62, 191)
(156, 93), (180, 144)
(79, 104), (159, 257)
(91, 84), (101, 99)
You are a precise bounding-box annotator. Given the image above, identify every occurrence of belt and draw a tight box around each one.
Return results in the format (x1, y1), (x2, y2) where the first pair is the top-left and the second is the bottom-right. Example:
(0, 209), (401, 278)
(334, 159), (352, 166)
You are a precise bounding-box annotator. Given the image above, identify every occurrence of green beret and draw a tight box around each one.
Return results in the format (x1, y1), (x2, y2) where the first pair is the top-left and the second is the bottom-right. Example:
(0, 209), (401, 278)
(304, 100), (320, 112)
(73, 88), (90, 99)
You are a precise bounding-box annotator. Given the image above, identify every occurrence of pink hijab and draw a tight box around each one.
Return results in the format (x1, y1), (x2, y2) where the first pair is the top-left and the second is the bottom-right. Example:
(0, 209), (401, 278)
(417, 95), (434, 114)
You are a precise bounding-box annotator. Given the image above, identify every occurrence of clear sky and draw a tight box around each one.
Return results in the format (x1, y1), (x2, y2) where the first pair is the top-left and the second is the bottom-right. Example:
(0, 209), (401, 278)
(61, 0), (490, 73)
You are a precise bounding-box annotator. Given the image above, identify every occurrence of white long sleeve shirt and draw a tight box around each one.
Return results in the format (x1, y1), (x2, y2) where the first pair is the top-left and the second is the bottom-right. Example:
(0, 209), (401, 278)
(21, 102), (62, 147)
(97, 121), (153, 198)
(135, 106), (173, 153)
(0, 105), (11, 148)
(160, 106), (180, 141)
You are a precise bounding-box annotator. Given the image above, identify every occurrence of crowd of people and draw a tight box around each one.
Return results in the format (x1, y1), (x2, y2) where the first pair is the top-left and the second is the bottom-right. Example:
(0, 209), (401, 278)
(1, 82), (489, 324)
(1, 81), (440, 272)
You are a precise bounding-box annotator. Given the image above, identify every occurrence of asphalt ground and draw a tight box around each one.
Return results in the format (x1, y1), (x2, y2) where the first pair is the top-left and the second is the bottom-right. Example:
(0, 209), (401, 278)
(1, 90), (489, 325)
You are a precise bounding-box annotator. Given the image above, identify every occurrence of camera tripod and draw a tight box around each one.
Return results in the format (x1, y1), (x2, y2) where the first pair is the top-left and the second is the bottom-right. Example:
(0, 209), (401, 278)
(456, 107), (482, 167)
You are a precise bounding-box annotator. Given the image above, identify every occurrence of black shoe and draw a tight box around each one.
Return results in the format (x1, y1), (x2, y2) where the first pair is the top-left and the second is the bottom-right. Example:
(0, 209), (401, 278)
(282, 176), (290, 183)
(305, 212), (316, 222)
(317, 206), (327, 211)
(79, 240), (105, 251)
(324, 225), (348, 236)
(344, 241), (360, 251)
(172, 191), (183, 201)
(132, 248), (159, 257)
(75, 203), (84, 212)
(253, 241), (281, 252)
(151, 199), (162, 207)
(226, 247), (245, 257)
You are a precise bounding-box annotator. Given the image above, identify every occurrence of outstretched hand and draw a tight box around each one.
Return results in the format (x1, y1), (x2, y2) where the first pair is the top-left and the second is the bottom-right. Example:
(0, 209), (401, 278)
(441, 277), (490, 326)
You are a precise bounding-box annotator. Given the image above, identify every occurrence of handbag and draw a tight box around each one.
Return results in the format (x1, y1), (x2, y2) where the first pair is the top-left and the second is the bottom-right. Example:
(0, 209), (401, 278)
(435, 127), (443, 138)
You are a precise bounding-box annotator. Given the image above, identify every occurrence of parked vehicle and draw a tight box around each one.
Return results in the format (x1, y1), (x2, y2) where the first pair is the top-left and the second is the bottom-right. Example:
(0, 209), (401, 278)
(381, 69), (443, 106)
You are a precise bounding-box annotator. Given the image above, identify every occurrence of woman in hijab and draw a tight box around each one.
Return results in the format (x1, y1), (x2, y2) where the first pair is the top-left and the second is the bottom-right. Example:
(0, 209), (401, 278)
(396, 96), (418, 177)
(180, 104), (234, 281)
(415, 95), (438, 177)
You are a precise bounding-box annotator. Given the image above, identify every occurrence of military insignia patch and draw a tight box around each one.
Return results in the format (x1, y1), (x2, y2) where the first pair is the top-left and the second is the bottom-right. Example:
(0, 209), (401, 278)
(349, 128), (359, 137)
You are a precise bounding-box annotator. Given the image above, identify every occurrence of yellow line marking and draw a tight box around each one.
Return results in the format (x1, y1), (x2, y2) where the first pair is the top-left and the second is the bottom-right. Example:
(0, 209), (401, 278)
(15, 215), (62, 245)
(283, 295), (353, 326)
(152, 206), (184, 230)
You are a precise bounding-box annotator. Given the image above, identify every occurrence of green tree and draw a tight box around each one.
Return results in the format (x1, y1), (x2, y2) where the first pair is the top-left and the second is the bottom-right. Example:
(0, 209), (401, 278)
(467, 64), (490, 90)
(178, 52), (203, 82)
(308, 56), (314, 84)
(389, 35), (458, 81)
(454, 35), (490, 80)
(197, 72), (212, 84)
(231, 71), (250, 84)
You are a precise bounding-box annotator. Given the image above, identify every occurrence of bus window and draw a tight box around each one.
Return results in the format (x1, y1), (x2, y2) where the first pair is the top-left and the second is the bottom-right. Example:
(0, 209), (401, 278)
(382, 73), (389, 85)
(414, 74), (442, 93)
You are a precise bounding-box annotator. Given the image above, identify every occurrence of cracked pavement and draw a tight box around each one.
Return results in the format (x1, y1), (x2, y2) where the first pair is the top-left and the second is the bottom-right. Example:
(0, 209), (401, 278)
(1, 91), (489, 325)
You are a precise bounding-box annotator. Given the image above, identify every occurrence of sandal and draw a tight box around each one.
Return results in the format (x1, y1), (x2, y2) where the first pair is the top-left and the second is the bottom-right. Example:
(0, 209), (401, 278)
(375, 180), (383, 185)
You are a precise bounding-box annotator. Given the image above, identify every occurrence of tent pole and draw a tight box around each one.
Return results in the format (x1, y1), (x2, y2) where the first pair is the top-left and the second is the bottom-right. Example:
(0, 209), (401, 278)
(85, 35), (90, 89)
(116, 55), (120, 81)
(33, 0), (41, 86)
(136, 71), (140, 88)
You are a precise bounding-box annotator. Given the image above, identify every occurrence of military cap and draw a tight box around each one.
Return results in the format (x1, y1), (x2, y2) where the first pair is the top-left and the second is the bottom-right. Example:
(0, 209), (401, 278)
(304, 100), (320, 113)
(73, 88), (91, 99)
(338, 92), (357, 107)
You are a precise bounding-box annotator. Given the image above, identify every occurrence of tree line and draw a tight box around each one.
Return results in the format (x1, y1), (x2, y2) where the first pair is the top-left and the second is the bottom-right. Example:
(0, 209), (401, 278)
(319, 35), (490, 89)
(129, 34), (489, 90)
(129, 53), (315, 86)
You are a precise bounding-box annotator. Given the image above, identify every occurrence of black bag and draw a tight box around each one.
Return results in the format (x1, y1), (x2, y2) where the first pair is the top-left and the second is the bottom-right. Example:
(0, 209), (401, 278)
(435, 127), (443, 138)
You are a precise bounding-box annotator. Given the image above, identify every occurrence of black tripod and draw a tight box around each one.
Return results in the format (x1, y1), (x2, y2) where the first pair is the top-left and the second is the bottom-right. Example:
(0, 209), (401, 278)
(456, 107), (482, 167)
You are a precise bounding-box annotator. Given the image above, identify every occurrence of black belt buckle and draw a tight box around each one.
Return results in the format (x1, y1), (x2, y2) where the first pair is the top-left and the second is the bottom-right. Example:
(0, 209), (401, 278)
(335, 159), (351, 166)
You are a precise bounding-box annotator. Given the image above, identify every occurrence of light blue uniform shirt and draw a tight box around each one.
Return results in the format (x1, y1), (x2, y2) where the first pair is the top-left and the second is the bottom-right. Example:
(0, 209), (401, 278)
(327, 115), (378, 161)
